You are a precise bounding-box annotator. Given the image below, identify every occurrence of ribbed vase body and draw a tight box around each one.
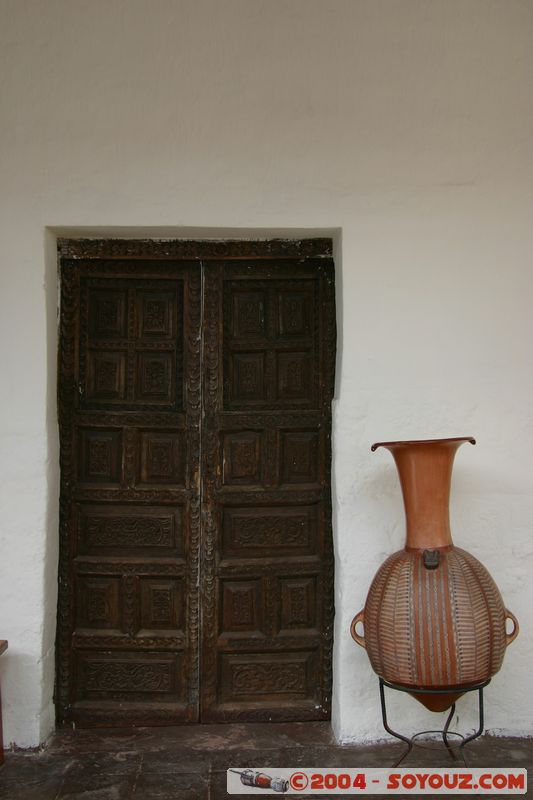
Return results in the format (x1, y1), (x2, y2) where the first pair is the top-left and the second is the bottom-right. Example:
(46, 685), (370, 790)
(352, 438), (518, 711)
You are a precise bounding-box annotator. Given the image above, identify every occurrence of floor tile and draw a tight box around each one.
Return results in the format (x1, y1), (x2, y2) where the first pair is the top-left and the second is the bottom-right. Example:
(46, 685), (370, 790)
(0, 724), (531, 800)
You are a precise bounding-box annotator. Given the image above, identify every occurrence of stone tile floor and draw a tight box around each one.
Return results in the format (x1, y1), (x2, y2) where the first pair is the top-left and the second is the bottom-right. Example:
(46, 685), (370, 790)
(0, 723), (531, 799)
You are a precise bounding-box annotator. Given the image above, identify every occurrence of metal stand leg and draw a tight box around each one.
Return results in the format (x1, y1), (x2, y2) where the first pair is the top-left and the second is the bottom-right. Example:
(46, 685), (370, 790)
(379, 679), (413, 768)
(379, 678), (487, 768)
(457, 685), (485, 766)
(442, 703), (457, 759)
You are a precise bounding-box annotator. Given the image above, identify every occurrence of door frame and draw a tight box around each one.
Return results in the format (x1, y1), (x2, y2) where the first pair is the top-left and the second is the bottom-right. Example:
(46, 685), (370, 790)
(55, 237), (335, 725)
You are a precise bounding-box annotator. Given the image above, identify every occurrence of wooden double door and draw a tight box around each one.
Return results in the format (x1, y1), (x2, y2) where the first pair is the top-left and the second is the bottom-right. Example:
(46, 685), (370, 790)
(56, 239), (335, 725)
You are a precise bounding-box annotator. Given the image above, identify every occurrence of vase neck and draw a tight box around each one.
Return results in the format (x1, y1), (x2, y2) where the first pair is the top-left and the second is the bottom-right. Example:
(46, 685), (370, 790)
(372, 437), (475, 550)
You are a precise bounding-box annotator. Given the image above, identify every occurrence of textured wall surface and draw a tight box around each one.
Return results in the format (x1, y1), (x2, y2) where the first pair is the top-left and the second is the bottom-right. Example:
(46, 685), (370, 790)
(0, 0), (532, 746)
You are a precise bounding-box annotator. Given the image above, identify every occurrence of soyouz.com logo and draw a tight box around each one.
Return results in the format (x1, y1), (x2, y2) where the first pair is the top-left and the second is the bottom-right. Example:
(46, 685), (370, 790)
(226, 767), (527, 794)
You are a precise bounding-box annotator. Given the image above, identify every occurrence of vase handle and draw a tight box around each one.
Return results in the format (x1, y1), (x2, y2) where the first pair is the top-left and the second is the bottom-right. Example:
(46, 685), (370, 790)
(505, 609), (519, 646)
(350, 609), (366, 649)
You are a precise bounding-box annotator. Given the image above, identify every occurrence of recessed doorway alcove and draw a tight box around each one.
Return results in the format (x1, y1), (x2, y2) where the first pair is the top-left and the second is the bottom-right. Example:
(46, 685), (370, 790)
(50, 230), (339, 728)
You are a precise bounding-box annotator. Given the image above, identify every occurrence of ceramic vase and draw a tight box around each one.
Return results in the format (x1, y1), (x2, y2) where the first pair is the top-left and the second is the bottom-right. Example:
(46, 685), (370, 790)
(351, 437), (518, 712)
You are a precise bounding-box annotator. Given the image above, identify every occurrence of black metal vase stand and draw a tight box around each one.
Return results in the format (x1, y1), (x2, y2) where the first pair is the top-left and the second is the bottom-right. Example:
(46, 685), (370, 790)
(379, 678), (490, 767)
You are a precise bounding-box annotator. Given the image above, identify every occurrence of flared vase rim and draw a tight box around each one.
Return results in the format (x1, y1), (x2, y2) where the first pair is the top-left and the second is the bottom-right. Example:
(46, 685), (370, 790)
(371, 436), (476, 452)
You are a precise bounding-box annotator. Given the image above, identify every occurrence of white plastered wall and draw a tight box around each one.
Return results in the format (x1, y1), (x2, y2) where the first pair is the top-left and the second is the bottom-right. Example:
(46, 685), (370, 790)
(0, 0), (532, 747)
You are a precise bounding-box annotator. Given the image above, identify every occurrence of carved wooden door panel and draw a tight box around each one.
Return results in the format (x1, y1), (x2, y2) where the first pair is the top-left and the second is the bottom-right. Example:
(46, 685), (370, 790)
(200, 260), (336, 721)
(57, 241), (335, 726)
(57, 259), (201, 725)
